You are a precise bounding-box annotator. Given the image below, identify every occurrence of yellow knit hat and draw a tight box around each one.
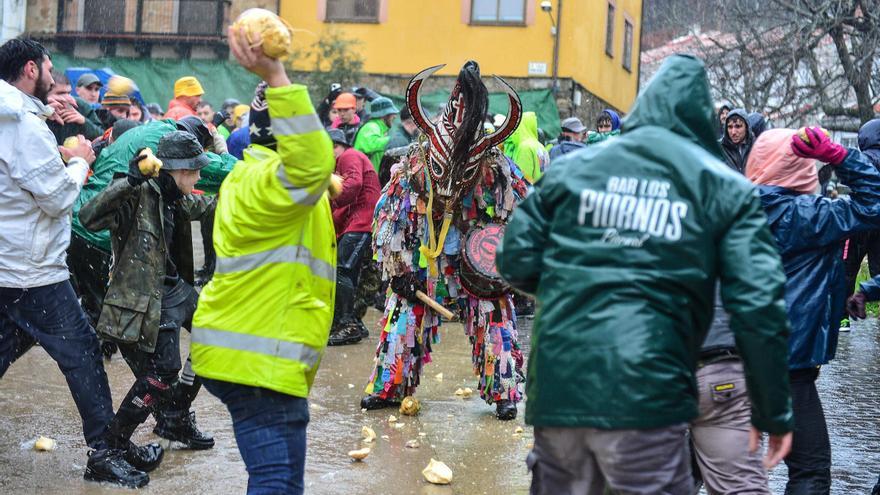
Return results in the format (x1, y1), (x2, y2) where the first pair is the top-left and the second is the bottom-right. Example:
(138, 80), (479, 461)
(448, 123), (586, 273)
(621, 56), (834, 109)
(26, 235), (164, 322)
(174, 76), (204, 97)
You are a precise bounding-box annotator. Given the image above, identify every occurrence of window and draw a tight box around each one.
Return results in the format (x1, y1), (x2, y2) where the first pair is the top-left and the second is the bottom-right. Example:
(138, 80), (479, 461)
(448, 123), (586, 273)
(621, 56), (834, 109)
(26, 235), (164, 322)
(622, 19), (633, 71)
(326, 0), (380, 23)
(471, 0), (526, 25)
(605, 2), (615, 57)
(62, 0), (226, 35)
(178, 0), (224, 35)
(83, 0), (126, 32)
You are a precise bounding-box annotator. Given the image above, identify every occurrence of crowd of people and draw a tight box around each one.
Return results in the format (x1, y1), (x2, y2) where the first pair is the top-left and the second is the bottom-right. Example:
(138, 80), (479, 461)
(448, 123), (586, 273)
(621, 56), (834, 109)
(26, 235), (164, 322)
(3, 28), (880, 494)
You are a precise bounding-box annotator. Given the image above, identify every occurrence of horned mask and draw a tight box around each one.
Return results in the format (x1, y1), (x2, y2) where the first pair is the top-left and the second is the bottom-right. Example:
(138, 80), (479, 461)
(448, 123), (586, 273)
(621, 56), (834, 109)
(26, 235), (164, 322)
(406, 61), (522, 202)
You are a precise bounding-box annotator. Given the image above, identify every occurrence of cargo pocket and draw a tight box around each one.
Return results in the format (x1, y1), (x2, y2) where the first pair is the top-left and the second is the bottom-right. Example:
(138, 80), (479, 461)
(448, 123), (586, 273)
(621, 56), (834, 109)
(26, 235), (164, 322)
(98, 293), (151, 344)
(709, 379), (745, 403)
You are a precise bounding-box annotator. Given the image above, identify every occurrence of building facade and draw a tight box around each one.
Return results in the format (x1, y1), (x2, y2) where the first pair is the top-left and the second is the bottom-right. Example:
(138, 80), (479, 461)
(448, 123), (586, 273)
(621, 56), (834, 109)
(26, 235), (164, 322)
(283, 0), (642, 120)
(22, 0), (642, 126)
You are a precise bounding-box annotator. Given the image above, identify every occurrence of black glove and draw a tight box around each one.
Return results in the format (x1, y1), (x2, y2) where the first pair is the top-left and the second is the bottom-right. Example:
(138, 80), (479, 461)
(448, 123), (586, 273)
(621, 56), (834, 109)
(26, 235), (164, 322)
(390, 273), (426, 304)
(212, 110), (228, 127)
(847, 292), (868, 320)
(127, 149), (150, 186)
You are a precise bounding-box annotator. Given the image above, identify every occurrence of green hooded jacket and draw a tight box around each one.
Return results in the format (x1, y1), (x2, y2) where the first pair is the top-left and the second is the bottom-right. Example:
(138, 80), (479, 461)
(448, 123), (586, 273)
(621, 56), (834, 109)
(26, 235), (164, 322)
(504, 112), (549, 183)
(72, 119), (236, 251)
(497, 55), (793, 434)
(353, 118), (390, 173)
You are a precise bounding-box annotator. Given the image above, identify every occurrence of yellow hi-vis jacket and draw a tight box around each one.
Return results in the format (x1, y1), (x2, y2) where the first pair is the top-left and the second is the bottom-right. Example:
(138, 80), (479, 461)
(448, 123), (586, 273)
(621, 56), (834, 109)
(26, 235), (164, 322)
(191, 84), (336, 398)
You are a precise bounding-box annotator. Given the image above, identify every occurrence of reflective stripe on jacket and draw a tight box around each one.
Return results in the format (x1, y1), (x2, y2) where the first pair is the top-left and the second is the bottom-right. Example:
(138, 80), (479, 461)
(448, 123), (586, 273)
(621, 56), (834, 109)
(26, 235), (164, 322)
(191, 84), (337, 398)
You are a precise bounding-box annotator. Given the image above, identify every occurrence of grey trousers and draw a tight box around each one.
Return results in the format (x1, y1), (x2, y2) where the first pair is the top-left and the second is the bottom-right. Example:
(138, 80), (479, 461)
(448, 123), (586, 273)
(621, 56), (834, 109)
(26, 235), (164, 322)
(527, 423), (692, 495)
(691, 359), (770, 495)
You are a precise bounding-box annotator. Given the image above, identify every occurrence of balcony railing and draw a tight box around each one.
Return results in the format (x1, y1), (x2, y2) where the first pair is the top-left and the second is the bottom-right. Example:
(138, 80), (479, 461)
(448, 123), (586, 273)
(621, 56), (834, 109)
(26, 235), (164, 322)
(54, 0), (231, 43)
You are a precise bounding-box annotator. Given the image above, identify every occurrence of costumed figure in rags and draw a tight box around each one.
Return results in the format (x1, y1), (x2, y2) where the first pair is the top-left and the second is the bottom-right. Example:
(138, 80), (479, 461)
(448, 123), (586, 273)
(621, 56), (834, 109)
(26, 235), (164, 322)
(360, 61), (528, 420)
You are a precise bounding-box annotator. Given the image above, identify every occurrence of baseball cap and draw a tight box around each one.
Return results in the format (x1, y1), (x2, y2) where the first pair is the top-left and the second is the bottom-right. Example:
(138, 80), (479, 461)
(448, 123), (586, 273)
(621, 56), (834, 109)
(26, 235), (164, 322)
(76, 73), (102, 88)
(333, 93), (357, 110)
(561, 117), (587, 133)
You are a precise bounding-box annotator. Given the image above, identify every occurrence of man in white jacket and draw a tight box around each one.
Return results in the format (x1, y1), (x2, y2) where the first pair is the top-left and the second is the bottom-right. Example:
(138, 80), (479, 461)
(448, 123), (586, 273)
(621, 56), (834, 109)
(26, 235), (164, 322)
(0, 38), (153, 488)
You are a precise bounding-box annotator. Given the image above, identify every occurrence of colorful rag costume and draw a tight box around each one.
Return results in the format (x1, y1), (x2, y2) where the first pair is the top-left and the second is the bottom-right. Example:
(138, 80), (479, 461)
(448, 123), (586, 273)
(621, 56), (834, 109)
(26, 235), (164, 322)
(362, 62), (528, 417)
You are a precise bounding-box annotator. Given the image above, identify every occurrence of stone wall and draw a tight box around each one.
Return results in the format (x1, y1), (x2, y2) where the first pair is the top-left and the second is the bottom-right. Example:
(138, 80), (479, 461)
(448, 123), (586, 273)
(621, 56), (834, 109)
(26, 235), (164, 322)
(26, 0), (55, 33)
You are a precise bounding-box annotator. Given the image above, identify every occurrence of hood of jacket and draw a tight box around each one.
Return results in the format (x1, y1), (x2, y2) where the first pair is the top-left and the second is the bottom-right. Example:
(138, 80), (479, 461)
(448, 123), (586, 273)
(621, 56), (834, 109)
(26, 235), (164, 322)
(504, 111), (539, 157)
(0, 80), (24, 121)
(746, 128), (818, 194)
(622, 54), (723, 159)
(513, 111), (539, 142)
(0, 80), (52, 122)
(858, 118), (880, 165)
(602, 109), (621, 131)
(721, 108), (753, 147)
(168, 97), (194, 111)
(747, 112), (767, 138)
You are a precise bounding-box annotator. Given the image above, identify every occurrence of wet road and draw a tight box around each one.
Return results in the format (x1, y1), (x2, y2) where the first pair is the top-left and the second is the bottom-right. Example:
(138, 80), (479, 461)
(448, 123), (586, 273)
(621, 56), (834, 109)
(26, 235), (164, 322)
(4, 227), (880, 493)
(0, 311), (535, 495)
(6, 317), (880, 495)
(766, 317), (880, 493)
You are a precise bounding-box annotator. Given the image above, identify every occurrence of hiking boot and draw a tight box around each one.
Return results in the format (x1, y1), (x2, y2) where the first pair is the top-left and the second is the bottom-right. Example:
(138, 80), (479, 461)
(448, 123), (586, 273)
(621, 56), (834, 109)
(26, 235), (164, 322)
(84, 448), (149, 488)
(328, 323), (363, 346)
(124, 441), (164, 472)
(153, 410), (215, 450)
(360, 395), (400, 411)
(358, 320), (369, 339)
(495, 400), (517, 420)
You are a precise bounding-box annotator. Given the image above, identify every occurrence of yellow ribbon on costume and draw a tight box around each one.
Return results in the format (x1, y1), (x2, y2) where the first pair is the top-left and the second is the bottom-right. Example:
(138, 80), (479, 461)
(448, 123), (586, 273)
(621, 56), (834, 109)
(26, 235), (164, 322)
(419, 174), (452, 278)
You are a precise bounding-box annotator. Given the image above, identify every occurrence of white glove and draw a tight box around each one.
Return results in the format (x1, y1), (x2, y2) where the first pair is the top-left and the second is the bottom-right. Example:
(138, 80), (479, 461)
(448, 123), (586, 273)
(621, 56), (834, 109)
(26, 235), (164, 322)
(209, 125), (228, 155)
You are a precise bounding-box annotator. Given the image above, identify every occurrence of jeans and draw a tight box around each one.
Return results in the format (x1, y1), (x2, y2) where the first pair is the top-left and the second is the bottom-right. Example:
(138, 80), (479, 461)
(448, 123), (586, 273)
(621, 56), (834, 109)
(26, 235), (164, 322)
(0, 281), (114, 448)
(67, 232), (111, 327)
(333, 232), (371, 326)
(203, 378), (309, 495)
(784, 367), (831, 494)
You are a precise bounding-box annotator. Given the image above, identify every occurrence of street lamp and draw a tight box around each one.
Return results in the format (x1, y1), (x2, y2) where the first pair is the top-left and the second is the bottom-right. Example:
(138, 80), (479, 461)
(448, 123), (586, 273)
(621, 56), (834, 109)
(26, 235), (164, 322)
(541, 0), (562, 95)
(541, 1), (556, 36)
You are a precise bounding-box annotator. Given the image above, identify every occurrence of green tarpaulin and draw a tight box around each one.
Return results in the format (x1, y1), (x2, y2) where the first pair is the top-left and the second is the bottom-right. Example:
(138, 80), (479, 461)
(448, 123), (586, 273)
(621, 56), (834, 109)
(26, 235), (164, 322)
(51, 53), (261, 110)
(387, 89), (561, 137)
(51, 54), (560, 136)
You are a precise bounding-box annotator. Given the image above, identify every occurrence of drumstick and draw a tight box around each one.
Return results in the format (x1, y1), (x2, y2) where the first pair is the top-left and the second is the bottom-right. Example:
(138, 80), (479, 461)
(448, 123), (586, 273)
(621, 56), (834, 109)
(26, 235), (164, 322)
(415, 290), (456, 320)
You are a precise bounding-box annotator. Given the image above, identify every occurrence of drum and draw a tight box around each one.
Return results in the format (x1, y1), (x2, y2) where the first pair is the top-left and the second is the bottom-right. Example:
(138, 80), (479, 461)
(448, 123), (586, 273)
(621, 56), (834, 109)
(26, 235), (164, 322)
(459, 223), (510, 299)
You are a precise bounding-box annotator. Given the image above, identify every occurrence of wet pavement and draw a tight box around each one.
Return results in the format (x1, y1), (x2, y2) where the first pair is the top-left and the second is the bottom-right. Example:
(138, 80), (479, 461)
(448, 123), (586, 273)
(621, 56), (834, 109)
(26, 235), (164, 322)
(0, 308), (535, 495)
(3, 228), (880, 493)
(766, 317), (880, 493)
